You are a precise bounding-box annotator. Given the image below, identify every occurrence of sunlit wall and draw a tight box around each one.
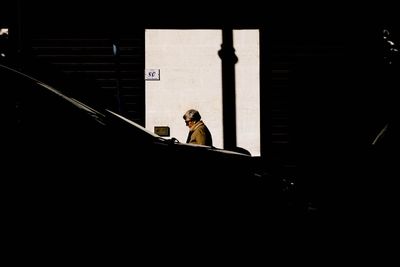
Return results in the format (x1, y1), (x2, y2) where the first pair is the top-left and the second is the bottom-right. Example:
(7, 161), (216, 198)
(234, 30), (260, 156)
(145, 30), (223, 148)
(145, 29), (260, 155)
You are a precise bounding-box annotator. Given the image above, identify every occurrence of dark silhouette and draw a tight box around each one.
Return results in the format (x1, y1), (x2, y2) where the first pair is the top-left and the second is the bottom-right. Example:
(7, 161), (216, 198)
(218, 29), (238, 150)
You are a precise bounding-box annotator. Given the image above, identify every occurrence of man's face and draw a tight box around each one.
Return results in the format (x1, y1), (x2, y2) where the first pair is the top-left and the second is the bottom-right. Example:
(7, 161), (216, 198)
(185, 119), (194, 128)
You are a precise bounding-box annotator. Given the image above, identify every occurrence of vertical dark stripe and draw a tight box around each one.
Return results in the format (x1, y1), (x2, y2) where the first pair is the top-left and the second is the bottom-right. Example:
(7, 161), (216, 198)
(219, 28), (238, 150)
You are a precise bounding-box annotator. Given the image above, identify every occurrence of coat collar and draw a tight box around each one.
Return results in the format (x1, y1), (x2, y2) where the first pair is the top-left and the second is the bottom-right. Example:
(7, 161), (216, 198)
(190, 120), (204, 131)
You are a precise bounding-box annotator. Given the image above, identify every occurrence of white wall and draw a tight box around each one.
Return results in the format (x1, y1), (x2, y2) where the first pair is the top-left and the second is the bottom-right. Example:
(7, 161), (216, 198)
(145, 29), (260, 156)
(145, 30), (223, 148)
(234, 30), (260, 156)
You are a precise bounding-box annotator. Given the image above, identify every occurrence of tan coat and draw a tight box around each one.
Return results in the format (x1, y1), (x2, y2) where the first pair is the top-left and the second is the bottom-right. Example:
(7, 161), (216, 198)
(186, 120), (213, 146)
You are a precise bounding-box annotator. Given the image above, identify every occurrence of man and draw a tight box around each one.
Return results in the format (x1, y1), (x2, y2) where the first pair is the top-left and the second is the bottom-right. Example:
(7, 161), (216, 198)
(183, 109), (213, 146)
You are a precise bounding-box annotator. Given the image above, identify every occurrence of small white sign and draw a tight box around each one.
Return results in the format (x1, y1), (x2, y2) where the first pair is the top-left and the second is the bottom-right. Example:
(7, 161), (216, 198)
(145, 69), (160, 80)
